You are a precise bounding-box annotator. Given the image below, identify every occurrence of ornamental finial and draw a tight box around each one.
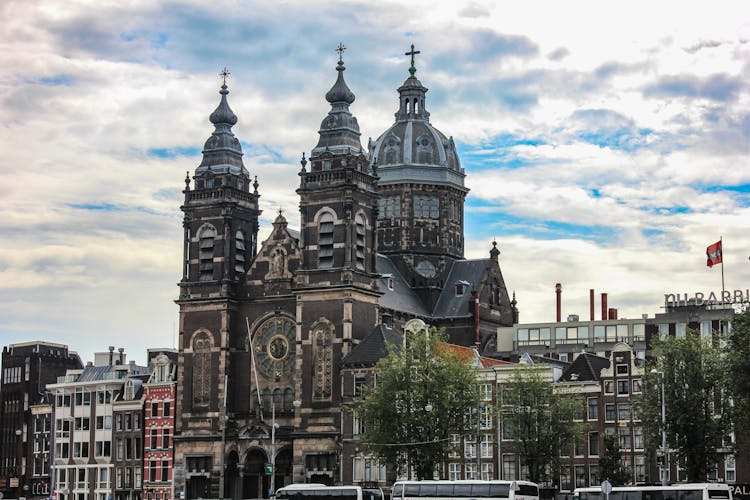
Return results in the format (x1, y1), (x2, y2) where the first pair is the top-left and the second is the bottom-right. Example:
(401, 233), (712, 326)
(405, 44), (421, 77)
(220, 67), (230, 86)
(336, 42), (346, 63)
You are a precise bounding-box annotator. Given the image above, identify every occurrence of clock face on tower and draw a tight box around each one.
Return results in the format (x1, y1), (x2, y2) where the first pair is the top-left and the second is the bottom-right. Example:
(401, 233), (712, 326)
(254, 317), (295, 379)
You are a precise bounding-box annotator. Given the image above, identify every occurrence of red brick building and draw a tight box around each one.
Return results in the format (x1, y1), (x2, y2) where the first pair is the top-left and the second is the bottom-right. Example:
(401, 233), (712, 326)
(143, 351), (177, 500)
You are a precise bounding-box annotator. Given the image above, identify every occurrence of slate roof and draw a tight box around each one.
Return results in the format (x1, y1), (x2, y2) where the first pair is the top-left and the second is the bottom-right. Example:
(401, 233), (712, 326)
(432, 259), (492, 318)
(375, 254), (430, 317)
(341, 324), (402, 367)
(559, 352), (610, 382)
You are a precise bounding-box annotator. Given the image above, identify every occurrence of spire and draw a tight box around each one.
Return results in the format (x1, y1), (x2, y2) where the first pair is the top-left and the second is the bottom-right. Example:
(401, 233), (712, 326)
(311, 43), (364, 159)
(196, 68), (247, 178)
(395, 44), (429, 122)
(490, 240), (500, 263)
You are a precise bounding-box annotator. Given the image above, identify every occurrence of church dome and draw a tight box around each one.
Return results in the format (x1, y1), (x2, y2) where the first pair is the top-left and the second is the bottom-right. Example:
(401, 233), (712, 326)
(368, 51), (463, 185)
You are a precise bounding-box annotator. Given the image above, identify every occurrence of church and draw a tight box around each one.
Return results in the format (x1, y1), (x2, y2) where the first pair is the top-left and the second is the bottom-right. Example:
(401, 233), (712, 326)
(173, 45), (517, 499)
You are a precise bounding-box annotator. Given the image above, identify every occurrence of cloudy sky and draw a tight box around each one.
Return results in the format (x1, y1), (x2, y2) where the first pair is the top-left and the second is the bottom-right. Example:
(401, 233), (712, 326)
(1, 0), (749, 364)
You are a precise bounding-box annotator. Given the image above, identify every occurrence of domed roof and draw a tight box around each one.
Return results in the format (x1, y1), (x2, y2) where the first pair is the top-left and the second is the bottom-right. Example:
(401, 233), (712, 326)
(196, 78), (249, 179)
(368, 49), (464, 188)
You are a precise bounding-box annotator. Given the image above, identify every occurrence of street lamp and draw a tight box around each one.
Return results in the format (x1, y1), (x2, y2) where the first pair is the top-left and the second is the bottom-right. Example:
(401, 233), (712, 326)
(651, 369), (668, 485)
(270, 403), (279, 498)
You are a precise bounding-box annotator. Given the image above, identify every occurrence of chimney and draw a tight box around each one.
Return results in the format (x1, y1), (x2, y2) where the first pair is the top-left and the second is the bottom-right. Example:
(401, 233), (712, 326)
(118, 347), (124, 365)
(108, 346), (115, 366)
(555, 283), (562, 322)
(601, 293), (608, 320)
(608, 308), (618, 320)
(589, 289), (595, 321)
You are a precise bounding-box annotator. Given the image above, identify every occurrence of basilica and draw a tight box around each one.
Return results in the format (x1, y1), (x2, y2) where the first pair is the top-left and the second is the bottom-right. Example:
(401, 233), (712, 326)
(173, 46), (517, 499)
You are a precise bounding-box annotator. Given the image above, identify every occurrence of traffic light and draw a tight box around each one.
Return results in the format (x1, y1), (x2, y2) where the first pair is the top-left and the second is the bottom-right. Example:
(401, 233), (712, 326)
(264, 463), (274, 475)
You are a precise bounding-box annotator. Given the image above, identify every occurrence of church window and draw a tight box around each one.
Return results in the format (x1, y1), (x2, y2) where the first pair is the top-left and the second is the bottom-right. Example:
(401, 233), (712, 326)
(273, 389), (282, 412)
(235, 230), (246, 275)
(413, 196), (437, 219)
(323, 159), (331, 171)
(430, 197), (439, 218)
(262, 389), (272, 415)
(198, 227), (216, 281)
(192, 332), (212, 408)
(283, 388), (294, 412)
(312, 324), (333, 401)
(355, 214), (366, 271)
(318, 212), (334, 269)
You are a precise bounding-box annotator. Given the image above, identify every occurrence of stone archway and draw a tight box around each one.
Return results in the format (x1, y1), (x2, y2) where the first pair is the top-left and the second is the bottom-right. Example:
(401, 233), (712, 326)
(243, 448), (269, 499)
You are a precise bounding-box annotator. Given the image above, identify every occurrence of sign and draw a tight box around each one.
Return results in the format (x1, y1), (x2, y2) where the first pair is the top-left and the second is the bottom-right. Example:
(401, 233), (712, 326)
(732, 484), (750, 500)
(601, 480), (612, 495)
(9, 478), (19, 488)
(664, 290), (750, 308)
(180, 492), (185, 500)
(264, 463), (273, 475)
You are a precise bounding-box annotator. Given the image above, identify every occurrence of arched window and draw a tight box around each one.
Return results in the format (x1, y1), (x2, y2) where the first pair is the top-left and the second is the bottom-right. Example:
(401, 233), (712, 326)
(192, 332), (212, 408)
(235, 230), (246, 275)
(355, 214), (366, 271)
(273, 389), (282, 412)
(318, 212), (334, 269)
(262, 389), (272, 415)
(199, 227), (216, 281)
(251, 389), (260, 416)
(283, 388), (294, 412)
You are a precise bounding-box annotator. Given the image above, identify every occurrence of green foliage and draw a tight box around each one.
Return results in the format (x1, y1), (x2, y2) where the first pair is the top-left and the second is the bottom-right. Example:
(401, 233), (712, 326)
(355, 327), (479, 479)
(725, 308), (750, 439)
(598, 433), (631, 485)
(501, 367), (581, 485)
(642, 333), (731, 481)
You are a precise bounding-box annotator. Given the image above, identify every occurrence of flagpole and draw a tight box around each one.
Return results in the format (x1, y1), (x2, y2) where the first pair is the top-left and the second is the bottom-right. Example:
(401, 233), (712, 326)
(720, 236), (725, 303)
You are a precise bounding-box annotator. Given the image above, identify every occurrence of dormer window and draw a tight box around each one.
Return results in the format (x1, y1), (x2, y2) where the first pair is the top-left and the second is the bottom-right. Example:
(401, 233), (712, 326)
(455, 281), (470, 297)
(388, 278), (394, 290)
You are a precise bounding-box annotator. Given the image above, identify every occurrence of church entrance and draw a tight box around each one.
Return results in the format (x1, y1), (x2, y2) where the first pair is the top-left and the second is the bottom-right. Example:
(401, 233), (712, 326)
(243, 448), (269, 499)
(274, 447), (293, 492)
(225, 450), (240, 499)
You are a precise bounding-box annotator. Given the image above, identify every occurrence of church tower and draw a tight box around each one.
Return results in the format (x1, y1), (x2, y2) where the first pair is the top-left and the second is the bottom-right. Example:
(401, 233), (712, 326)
(368, 45), (469, 311)
(175, 73), (261, 499)
(292, 46), (381, 484)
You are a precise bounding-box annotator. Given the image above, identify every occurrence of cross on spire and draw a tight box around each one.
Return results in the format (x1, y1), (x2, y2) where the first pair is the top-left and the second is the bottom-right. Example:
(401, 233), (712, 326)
(219, 67), (230, 86)
(336, 42), (346, 62)
(405, 44), (421, 77)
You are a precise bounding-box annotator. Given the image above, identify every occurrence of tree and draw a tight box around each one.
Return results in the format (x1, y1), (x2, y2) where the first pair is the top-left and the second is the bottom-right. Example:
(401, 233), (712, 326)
(725, 308), (750, 438)
(356, 327), (479, 480)
(642, 333), (731, 481)
(501, 367), (580, 485)
(599, 433), (631, 485)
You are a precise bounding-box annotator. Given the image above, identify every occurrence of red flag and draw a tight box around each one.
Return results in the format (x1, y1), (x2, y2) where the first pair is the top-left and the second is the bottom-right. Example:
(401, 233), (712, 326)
(706, 240), (722, 267)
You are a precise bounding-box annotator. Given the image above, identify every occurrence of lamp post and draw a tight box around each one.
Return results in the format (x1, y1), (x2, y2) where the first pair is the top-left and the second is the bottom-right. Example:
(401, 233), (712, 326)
(270, 403), (279, 498)
(651, 369), (667, 485)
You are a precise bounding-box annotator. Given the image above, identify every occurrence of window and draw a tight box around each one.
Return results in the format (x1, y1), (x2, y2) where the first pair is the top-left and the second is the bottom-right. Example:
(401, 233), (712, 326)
(95, 441), (111, 457)
(575, 465), (587, 487)
(74, 417), (90, 431)
(465, 463), (477, 480)
(464, 435), (476, 458)
(589, 465), (600, 486)
(150, 429), (158, 449)
(616, 364), (629, 375)
(575, 435), (585, 456)
(355, 214), (366, 271)
(480, 434), (493, 458)
(502, 454), (516, 480)
(605, 403), (615, 422)
(74, 442), (89, 458)
(318, 212), (334, 269)
(116, 439), (124, 460)
(701, 320), (713, 337)
(634, 427), (644, 449)
(658, 323), (669, 340)
(481, 462), (493, 481)
(618, 403), (631, 422)
(161, 460), (169, 481)
(149, 460), (157, 482)
(635, 456), (645, 482)
(449, 434), (461, 458)
(633, 323), (645, 340)
(75, 389), (91, 406)
(96, 416), (112, 430)
(77, 468), (87, 489)
(163, 427), (170, 449)
(199, 226), (216, 280)
(502, 417), (514, 440)
(480, 383), (492, 402)
(97, 391), (112, 405)
(98, 468), (109, 489)
(676, 322), (687, 338)
(604, 380), (614, 394)
(617, 380), (629, 395)
(449, 463), (461, 481)
(589, 432), (599, 456)
(725, 454), (736, 482)
(588, 398), (599, 420)
(632, 379), (643, 393)
(619, 427), (632, 449)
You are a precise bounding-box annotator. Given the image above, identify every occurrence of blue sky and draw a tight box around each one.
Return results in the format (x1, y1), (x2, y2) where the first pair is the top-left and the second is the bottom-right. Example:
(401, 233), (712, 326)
(1, 0), (749, 364)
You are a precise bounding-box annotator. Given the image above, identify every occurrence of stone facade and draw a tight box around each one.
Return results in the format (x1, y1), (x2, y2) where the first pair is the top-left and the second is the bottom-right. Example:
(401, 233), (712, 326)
(174, 49), (516, 499)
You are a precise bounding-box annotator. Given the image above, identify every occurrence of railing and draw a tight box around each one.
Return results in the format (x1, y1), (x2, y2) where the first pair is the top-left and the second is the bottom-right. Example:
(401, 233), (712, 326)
(186, 187), (257, 203)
